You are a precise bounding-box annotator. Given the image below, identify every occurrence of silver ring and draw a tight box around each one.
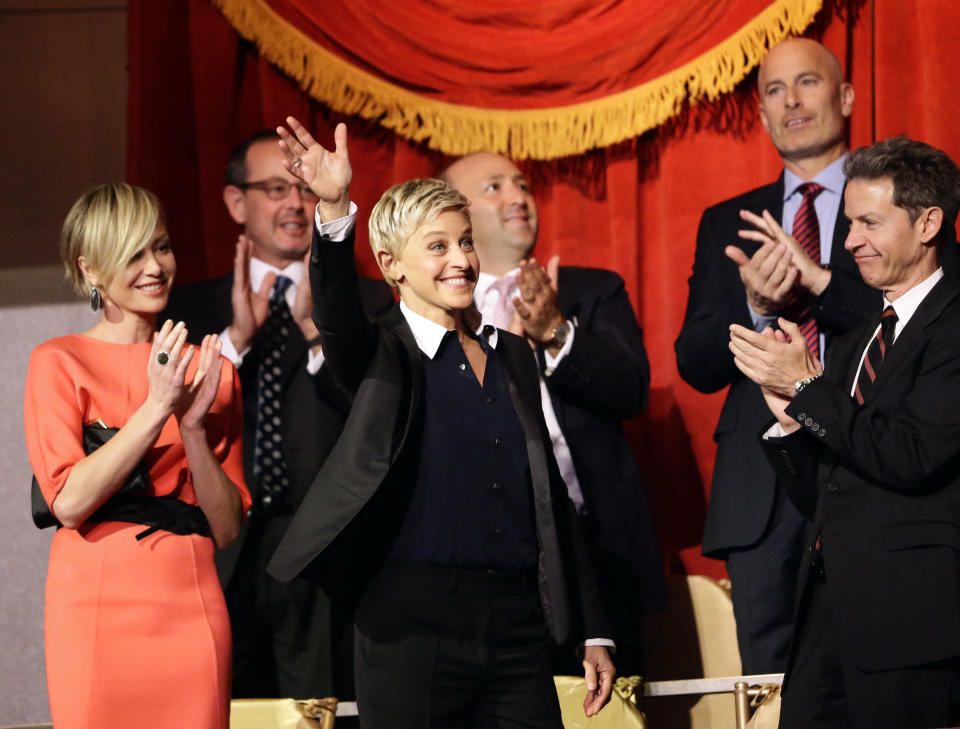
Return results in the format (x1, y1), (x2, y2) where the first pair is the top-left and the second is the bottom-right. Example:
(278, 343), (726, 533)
(293, 158), (303, 169)
(157, 351), (170, 366)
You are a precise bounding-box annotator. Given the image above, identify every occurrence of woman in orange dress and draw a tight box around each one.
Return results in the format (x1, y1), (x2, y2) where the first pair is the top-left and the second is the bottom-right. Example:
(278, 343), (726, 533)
(23, 183), (251, 729)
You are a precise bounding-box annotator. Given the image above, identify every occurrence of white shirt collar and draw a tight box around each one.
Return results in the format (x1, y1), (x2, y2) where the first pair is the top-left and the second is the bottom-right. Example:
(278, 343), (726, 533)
(398, 301), (499, 359)
(248, 256), (305, 308)
(885, 267), (944, 338)
(783, 153), (848, 200)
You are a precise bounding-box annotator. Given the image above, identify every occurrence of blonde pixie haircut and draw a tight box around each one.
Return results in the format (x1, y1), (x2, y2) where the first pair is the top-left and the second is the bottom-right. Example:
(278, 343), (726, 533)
(368, 178), (469, 290)
(60, 183), (162, 297)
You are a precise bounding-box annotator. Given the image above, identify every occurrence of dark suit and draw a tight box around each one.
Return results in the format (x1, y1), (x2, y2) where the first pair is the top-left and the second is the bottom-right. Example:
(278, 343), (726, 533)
(674, 174), (879, 672)
(540, 267), (665, 674)
(268, 230), (609, 726)
(163, 271), (393, 698)
(762, 270), (960, 728)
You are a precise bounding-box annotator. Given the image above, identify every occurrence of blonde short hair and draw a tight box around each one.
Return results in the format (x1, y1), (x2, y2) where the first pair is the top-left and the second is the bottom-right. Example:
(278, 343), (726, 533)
(368, 178), (469, 289)
(59, 183), (162, 297)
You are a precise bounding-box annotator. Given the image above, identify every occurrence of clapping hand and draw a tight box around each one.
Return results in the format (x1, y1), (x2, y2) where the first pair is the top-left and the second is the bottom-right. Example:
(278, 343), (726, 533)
(177, 334), (223, 431)
(735, 209), (831, 300)
(513, 255), (565, 349)
(147, 319), (193, 414)
(227, 233), (277, 353)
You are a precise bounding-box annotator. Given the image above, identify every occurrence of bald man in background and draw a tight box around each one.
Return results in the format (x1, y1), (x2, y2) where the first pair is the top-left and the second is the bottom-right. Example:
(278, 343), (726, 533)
(675, 38), (879, 674)
(443, 152), (665, 677)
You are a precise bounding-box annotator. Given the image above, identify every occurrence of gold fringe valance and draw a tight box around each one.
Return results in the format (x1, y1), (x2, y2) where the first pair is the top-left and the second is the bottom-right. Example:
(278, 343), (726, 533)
(211, 0), (823, 161)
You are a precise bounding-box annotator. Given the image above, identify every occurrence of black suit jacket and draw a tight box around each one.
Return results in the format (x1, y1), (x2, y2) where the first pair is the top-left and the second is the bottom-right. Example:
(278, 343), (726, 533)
(163, 271), (394, 582)
(675, 174), (879, 556)
(762, 271), (960, 672)
(267, 230), (609, 646)
(545, 267), (665, 614)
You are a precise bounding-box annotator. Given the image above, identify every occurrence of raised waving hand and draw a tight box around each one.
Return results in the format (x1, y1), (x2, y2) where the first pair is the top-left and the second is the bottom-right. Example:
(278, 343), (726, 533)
(277, 117), (351, 221)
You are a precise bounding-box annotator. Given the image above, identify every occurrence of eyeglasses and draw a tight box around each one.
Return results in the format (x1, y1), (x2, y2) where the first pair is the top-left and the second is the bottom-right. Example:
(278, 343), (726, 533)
(239, 178), (319, 201)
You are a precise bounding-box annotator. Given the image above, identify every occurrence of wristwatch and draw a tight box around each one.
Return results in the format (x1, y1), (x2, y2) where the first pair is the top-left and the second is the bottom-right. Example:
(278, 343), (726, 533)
(794, 373), (822, 395)
(546, 320), (571, 348)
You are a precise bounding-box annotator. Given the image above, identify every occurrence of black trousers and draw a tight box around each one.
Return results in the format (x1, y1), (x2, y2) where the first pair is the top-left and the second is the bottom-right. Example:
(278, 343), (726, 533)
(780, 566), (960, 729)
(726, 480), (808, 675)
(225, 513), (334, 698)
(353, 563), (564, 729)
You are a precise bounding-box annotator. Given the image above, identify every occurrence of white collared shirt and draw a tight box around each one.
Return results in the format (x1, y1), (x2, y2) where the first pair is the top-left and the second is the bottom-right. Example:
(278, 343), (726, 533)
(398, 300), (499, 356)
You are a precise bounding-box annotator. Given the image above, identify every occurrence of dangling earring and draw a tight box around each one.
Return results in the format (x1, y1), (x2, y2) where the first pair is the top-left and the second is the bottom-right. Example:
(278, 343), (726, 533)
(89, 285), (101, 312)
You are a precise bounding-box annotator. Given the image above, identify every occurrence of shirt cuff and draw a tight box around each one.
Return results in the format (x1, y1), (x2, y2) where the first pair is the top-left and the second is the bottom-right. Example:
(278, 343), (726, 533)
(305, 345), (326, 375)
(747, 301), (777, 333)
(218, 327), (247, 368)
(584, 638), (616, 649)
(762, 421), (788, 440)
(315, 200), (358, 241)
(544, 320), (575, 375)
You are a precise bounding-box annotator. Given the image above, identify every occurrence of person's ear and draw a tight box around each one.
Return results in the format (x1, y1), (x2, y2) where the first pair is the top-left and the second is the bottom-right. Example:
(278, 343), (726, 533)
(376, 249), (403, 285)
(840, 82), (855, 118)
(223, 185), (247, 225)
(917, 206), (943, 246)
(77, 256), (97, 287)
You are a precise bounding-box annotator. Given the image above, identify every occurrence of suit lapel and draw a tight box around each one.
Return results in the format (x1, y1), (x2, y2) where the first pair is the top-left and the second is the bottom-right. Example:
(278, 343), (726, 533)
(498, 334), (570, 641)
(386, 307), (424, 460)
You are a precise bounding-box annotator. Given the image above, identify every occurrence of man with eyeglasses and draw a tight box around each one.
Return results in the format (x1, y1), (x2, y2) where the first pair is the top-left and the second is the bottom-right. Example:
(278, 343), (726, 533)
(163, 129), (393, 699)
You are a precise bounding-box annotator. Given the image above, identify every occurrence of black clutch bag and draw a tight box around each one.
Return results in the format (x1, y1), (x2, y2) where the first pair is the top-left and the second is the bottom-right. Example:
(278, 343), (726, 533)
(31, 422), (151, 529)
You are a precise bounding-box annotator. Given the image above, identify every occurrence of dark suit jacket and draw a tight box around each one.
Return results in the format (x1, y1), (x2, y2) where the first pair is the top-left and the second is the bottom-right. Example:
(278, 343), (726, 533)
(163, 271), (394, 583)
(546, 267), (665, 614)
(675, 174), (879, 556)
(762, 270), (960, 672)
(267, 230), (609, 646)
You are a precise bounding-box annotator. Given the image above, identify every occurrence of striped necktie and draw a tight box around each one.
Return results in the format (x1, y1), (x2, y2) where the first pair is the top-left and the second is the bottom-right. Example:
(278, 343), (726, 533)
(791, 182), (825, 359)
(854, 306), (898, 405)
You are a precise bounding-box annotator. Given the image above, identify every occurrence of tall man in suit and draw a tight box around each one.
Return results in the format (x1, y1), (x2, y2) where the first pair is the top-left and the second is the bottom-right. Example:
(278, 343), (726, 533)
(675, 37), (879, 674)
(442, 152), (665, 676)
(729, 136), (960, 729)
(163, 130), (392, 697)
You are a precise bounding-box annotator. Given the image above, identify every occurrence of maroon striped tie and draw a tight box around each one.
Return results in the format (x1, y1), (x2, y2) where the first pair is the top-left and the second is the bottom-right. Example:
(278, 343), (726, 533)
(854, 306), (898, 404)
(791, 183), (825, 359)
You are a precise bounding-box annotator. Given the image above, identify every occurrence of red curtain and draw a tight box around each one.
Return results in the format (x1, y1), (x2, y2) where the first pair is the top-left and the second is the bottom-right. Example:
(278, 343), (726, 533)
(127, 0), (960, 578)
(261, 0), (781, 107)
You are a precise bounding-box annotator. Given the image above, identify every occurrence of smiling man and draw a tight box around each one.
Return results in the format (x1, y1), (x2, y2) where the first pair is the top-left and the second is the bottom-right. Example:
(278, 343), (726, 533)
(675, 37), (880, 674)
(728, 136), (960, 729)
(442, 151), (664, 677)
(163, 130), (393, 699)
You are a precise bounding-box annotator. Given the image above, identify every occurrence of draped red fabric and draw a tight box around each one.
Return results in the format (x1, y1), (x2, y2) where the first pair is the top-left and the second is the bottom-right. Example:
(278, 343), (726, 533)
(255, 0), (782, 107)
(127, 0), (960, 578)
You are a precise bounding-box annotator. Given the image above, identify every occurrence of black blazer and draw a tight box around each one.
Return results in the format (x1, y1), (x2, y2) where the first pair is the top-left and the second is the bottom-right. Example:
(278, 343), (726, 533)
(762, 270), (960, 672)
(674, 174), (879, 556)
(267, 230), (609, 646)
(545, 266), (665, 614)
(162, 271), (394, 582)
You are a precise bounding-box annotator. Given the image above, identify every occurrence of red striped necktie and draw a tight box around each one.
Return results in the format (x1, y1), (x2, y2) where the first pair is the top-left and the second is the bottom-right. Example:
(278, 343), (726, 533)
(854, 306), (898, 405)
(791, 182), (825, 359)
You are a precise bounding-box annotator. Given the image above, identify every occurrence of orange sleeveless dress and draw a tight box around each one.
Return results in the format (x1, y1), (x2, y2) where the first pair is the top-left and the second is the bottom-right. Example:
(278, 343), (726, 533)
(23, 335), (251, 729)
